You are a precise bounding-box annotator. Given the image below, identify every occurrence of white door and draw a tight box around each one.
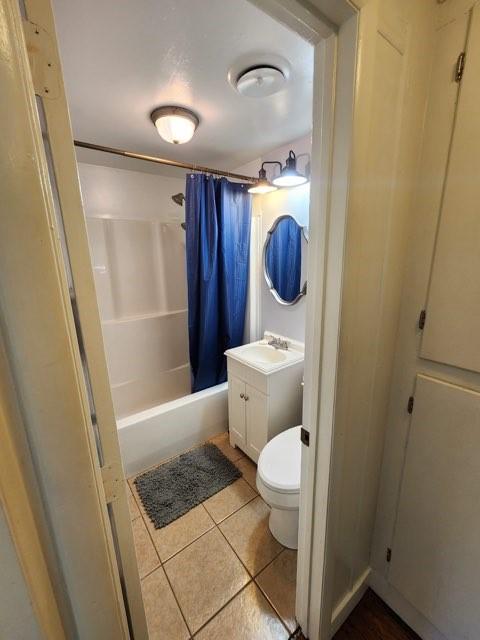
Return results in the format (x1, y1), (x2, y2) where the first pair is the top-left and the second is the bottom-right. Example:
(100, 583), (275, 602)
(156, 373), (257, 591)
(18, 0), (148, 636)
(389, 375), (480, 640)
(245, 385), (268, 462)
(420, 4), (480, 374)
(229, 376), (247, 447)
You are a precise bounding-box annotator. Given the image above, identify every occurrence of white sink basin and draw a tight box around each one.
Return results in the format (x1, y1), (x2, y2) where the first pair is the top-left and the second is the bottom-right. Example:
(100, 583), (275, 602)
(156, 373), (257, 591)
(241, 344), (288, 365)
(225, 337), (304, 373)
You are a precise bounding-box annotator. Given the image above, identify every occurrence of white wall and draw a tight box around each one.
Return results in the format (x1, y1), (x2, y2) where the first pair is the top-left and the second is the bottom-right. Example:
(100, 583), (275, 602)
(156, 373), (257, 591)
(78, 162), (190, 418)
(237, 135), (311, 344)
(0, 505), (42, 640)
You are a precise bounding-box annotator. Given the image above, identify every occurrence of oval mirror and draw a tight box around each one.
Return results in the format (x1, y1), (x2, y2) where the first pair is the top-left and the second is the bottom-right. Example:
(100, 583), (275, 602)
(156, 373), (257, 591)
(263, 215), (308, 305)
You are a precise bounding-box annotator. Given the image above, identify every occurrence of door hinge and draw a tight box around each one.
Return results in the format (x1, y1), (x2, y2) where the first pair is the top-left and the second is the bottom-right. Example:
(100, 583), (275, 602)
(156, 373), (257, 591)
(407, 396), (415, 414)
(300, 427), (310, 447)
(101, 462), (123, 504)
(418, 309), (426, 330)
(23, 19), (60, 98)
(455, 51), (466, 83)
(386, 548), (392, 563)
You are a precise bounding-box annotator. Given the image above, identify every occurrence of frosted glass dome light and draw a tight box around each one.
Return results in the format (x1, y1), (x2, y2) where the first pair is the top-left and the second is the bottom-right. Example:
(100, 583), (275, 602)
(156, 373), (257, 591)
(151, 106), (199, 144)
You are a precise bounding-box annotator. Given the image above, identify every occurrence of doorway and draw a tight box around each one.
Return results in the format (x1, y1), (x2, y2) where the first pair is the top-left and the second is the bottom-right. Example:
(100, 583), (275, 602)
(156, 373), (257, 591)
(0, 0), (358, 638)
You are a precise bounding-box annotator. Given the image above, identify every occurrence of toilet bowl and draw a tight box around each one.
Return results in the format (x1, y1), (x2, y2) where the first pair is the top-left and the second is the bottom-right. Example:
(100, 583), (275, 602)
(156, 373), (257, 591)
(256, 426), (301, 549)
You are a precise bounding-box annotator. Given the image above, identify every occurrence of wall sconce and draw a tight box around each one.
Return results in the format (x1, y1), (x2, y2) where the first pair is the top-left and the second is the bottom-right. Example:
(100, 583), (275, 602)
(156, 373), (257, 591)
(272, 150), (308, 187)
(248, 166), (278, 194)
(249, 150), (308, 193)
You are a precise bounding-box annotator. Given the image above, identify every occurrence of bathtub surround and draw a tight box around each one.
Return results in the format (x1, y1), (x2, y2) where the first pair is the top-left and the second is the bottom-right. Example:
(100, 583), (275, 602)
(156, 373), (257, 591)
(186, 174), (252, 392)
(79, 162), (190, 418)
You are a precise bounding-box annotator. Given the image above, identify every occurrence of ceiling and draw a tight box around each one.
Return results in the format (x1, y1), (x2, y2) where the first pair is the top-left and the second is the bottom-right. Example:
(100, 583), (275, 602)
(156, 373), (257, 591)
(52, 0), (314, 172)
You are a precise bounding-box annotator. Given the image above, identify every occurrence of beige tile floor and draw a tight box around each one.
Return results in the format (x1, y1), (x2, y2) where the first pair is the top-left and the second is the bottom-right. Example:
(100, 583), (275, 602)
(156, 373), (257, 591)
(128, 432), (298, 639)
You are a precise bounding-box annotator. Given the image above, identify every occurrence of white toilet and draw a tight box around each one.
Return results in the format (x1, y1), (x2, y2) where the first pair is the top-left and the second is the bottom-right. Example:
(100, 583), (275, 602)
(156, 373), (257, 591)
(256, 425), (302, 549)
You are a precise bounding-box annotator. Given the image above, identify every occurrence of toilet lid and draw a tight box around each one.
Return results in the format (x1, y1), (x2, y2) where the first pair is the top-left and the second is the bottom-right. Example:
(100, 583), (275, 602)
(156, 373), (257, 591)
(258, 426), (302, 494)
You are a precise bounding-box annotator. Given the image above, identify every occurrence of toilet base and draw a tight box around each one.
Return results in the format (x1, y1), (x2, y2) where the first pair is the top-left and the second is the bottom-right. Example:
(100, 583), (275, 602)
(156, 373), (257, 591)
(269, 506), (299, 549)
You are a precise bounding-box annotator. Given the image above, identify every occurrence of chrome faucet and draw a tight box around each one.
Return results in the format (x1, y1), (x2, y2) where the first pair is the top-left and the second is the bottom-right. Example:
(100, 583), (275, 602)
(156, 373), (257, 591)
(268, 336), (289, 350)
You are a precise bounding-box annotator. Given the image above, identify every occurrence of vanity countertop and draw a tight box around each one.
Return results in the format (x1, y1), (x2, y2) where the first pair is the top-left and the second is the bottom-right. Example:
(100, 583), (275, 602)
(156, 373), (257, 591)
(225, 334), (304, 374)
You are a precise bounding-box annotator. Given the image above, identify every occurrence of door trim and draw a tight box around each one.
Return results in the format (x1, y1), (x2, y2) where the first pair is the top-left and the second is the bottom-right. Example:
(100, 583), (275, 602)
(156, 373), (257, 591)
(253, 2), (359, 638)
(1, 0), (359, 637)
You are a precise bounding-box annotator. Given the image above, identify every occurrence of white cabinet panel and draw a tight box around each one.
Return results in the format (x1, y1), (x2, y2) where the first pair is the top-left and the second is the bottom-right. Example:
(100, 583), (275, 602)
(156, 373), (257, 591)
(245, 385), (268, 462)
(390, 375), (480, 640)
(421, 5), (480, 373)
(228, 376), (246, 447)
(227, 354), (303, 463)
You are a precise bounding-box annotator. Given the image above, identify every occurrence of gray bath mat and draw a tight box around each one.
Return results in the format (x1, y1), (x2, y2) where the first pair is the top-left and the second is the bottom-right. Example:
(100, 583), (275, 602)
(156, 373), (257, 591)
(134, 443), (242, 529)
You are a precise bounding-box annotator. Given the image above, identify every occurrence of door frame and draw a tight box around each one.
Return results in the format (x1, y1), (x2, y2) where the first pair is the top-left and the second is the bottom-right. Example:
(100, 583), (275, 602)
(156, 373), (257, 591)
(253, 3), (360, 638)
(0, 0), (138, 636)
(0, 0), (360, 638)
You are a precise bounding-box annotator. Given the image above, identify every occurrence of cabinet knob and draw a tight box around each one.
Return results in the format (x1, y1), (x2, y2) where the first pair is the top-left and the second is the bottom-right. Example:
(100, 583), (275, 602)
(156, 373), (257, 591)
(244, 395), (249, 401)
(240, 393), (244, 399)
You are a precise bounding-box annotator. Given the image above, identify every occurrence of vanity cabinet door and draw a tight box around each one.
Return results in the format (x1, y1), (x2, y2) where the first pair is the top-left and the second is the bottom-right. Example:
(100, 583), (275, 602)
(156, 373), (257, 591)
(228, 376), (247, 448)
(245, 384), (268, 463)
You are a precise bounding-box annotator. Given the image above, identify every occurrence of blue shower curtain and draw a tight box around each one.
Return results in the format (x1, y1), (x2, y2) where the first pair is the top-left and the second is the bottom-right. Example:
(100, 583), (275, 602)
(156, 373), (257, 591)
(266, 217), (302, 302)
(185, 174), (251, 392)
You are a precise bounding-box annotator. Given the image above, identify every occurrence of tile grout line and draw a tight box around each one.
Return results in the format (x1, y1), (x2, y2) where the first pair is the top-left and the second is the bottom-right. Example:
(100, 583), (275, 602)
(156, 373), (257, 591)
(255, 546), (288, 582)
(147, 479), (259, 567)
(190, 579), (254, 638)
(132, 482), (257, 567)
(130, 484), (163, 567)
(215, 495), (285, 580)
(134, 475), (272, 575)
(202, 485), (258, 525)
(160, 516), (215, 564)
(134, 469), (195, 634)
(133, 495), (264, 639)
(139, 562), (162, 583)
(161, 561), (195, 638)
(214, 516), (291, 634)
(163, 522), (251, 638)
(147, 516), (248, 635)
(135, 505), (192, 637)
(215, 520), (255, 579)
(254, 547), (299, 636)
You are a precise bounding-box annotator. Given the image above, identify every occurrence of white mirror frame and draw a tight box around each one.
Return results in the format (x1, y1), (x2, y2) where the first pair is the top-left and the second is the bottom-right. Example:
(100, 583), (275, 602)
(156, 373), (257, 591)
(263, 214), (309, 306)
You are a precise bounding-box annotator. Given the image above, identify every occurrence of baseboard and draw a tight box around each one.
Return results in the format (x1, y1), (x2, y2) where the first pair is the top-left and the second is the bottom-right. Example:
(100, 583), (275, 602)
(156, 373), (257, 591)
(369, 570), (447, 640)
(330, 567), (371, 636)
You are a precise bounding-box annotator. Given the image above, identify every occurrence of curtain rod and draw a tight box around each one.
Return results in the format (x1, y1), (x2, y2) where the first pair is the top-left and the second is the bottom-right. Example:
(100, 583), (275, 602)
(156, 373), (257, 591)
(74, 140), (258, 183)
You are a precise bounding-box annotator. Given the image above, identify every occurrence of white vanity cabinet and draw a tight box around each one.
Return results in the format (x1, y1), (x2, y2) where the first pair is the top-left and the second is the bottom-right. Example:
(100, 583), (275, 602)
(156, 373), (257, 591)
(226, 339), (304, 463)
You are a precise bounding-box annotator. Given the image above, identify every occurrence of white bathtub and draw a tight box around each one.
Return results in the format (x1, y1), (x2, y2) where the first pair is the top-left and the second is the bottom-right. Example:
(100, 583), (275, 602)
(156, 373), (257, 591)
(117, 382), (228, 476)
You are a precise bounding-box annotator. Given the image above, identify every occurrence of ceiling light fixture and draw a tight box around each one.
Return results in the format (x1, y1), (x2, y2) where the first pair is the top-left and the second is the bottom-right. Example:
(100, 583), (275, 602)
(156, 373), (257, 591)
(272, 150), (308, 187)
(150, 106), (199, 144)
(248, 166), (278, 194)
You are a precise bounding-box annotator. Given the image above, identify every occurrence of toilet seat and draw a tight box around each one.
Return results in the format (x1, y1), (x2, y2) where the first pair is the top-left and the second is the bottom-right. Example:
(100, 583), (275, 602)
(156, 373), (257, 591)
(257, 425), (301, 494)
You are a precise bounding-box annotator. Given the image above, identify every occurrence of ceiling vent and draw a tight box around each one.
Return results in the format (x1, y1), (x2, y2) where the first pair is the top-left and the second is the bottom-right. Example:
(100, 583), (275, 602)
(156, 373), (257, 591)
(235, 65), (286, 98)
